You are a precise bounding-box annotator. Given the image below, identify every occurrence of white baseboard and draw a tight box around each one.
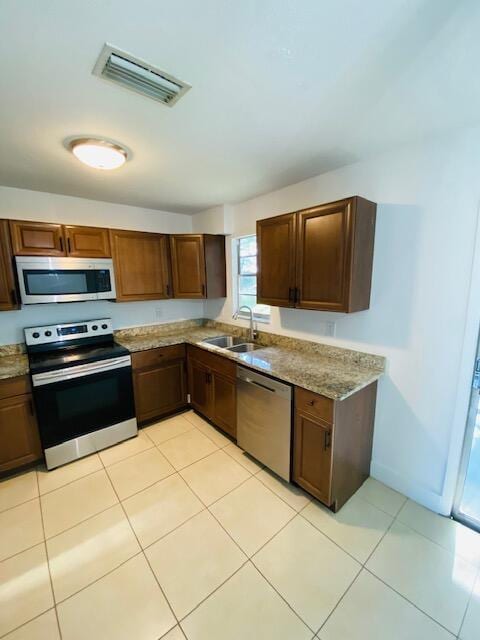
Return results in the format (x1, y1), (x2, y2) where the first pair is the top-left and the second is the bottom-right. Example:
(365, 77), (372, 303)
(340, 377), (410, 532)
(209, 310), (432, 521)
(370, 460), (451, 516)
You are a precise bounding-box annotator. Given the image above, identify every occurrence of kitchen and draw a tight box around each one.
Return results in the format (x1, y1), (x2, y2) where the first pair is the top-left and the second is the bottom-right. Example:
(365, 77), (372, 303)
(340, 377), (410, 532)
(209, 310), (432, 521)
(1, 2), (480, 640)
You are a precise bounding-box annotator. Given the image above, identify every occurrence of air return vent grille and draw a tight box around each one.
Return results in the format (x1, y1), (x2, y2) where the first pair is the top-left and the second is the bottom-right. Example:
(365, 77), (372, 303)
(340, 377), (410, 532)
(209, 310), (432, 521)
(93, 44), (191, 106)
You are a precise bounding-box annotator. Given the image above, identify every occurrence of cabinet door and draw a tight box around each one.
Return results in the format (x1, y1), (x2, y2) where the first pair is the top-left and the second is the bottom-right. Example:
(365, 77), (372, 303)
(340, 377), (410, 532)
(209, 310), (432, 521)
(9, 220), (66, 256)
(296, 200), (352, 311)
(0, 394), (42, 473)
(170, 235), (206, 298)
(110, 230), (172, 301)
(212, 372), (236, 438)
(293, 410), (333, 505)
(0, 220), (19, 310)
(188, 358), (212, 418)
(64, 225), (111, 258)
(257, 213), (296, 307)
(133, 360), (186, 424)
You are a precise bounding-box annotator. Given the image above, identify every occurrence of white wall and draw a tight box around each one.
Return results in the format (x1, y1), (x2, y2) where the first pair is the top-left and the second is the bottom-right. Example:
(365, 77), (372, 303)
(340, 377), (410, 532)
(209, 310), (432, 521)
(0, 186), (204, 343)
(204, 126), (480, 514)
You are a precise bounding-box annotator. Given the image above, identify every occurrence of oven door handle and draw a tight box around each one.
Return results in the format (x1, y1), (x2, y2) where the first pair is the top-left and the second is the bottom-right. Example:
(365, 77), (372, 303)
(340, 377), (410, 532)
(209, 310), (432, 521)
(32, 355), (131, 387)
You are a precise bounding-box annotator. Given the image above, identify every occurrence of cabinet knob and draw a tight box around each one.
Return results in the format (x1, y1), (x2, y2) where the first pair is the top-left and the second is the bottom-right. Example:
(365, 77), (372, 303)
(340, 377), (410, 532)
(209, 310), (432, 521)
(307, 400), (315, 406)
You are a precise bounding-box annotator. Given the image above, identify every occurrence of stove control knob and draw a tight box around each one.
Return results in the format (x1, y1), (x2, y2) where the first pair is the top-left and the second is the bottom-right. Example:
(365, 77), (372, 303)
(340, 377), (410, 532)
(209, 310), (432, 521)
(92, 325), (98, 331)
(45, 330), (52, 337)
(101, 323), (108, 330)
(32, 332), (40, 339)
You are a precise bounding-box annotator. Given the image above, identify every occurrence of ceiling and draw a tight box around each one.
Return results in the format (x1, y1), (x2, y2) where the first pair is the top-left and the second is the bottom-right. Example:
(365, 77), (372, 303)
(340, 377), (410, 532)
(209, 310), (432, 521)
(0, 0), (479, 214)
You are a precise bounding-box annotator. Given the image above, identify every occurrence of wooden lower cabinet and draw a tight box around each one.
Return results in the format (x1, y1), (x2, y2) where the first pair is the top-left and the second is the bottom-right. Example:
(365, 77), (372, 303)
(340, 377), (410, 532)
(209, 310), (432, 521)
(132, 345), (187, 424)
(211, 371), (236, 438)
(294, 411), (332, 505)
(293, 382), (377, 511)
(187, 345), (236, 438)
(0, 376), (42, 474)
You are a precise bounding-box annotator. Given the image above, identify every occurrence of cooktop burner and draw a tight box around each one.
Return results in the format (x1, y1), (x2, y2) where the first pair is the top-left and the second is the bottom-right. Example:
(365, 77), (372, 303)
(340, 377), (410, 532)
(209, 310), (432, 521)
(25, 318), (131, 374)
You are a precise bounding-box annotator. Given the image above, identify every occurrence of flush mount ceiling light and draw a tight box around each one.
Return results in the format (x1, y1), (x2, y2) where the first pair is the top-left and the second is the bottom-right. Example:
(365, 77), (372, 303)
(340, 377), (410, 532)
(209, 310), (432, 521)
(65, 137), (129, 170)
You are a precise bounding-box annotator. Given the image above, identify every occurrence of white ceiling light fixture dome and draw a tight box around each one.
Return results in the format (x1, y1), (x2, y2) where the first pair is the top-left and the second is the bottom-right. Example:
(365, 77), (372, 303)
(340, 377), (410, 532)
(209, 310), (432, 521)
(65, 137), (130, 170)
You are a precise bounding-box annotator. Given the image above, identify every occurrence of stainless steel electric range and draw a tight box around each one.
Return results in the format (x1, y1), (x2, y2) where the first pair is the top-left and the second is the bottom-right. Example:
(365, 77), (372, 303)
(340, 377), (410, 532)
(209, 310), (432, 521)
(25, 318), (137, 470)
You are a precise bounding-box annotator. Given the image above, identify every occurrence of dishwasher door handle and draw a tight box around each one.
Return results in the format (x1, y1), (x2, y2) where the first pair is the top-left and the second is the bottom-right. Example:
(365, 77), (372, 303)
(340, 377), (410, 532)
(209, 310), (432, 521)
(243, 377), (277, 393)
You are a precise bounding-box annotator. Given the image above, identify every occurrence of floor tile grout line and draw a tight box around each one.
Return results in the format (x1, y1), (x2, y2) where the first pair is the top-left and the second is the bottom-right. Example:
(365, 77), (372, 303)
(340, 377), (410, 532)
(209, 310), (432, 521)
(36, 459), (104, 497)
(97, 452), (182, 633)
(392, 509), (480, 569)
(362, 565), (460, 637)
(154, 439), (222, 473)
(0, 492), (39, 515)
(176, 559), (250, 627)
(52, 550), (145, 607)
(253, 470), (312, 513)
(314, 565), (364, 637)
(455, 562), (480, 638)
(250, 550), (317, 634)
(35, 465), (63, 640)
(0, 607), (59, 640)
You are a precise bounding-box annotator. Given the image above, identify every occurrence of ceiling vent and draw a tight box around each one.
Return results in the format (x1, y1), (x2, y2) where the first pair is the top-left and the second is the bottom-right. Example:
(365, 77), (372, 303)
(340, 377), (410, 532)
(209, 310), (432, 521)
(92, 44), (191, 107)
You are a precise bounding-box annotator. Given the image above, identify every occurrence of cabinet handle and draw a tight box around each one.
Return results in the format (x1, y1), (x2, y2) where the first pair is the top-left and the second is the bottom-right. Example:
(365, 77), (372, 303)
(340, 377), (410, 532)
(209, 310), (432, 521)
(205, 371), (212, 384)
(288, 287), (294, 303)
(307, 400), (315, 406)
(10, 288), (17, 305)
(29, 399), (35, 416)
(165, 283), (171, 297)
(324, 430), (331, 450)
(59, 237), (64, 252)
(201, 284), (206, 297)
(295, 287), (300, 304)
(67, 237), (71, 253)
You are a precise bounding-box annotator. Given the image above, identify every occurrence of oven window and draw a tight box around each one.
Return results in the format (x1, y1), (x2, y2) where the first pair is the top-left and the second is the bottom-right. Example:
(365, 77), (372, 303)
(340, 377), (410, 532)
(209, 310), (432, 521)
(33, 366), (135, 448)
(23, 270), (95, 295)
(56, 377), (119, 421)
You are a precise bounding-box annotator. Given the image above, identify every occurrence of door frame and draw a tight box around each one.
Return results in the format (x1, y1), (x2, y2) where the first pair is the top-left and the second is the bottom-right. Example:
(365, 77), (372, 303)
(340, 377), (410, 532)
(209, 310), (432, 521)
(452, 335), (480, 531)
(441, 200), (480, 516)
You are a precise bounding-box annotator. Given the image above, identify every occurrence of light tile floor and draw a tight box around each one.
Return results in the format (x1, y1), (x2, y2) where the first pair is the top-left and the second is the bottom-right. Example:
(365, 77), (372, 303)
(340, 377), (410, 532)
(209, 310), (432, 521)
(0, 409), (479, 639)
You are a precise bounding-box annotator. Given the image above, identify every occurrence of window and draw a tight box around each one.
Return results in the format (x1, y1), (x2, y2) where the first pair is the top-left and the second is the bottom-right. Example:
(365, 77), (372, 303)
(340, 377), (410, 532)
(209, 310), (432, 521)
(235, 235), (270, 321)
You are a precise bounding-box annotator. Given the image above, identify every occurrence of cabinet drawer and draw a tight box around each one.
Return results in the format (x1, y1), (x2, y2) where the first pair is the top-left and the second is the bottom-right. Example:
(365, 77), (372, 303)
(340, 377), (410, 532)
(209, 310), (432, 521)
(295, 387), (334, 425)
(187, 345), (236, 379)
(131, 345), (185, 370)
(0, 375), (31, 401)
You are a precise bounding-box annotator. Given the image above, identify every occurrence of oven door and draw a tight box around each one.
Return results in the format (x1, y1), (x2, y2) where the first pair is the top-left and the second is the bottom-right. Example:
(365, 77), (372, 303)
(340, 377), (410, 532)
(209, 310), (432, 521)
(16, 257), (115, 304)
(32, 356), (135, 452)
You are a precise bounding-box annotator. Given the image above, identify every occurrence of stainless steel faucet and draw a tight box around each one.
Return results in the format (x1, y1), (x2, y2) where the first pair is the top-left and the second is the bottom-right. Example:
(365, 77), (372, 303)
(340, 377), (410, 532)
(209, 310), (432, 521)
(233, 305), (258, 341)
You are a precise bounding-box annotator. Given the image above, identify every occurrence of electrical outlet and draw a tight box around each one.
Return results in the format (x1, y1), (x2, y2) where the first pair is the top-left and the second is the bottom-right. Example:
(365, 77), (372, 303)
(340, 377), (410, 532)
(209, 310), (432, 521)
(324, 321), (336, 337)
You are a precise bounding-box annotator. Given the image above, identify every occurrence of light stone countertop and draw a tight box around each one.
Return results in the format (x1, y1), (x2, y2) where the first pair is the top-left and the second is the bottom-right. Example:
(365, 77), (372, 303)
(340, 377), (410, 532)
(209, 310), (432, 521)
(0, 354), (29, 381)
(0, 320), (385, 400)
(115, 327), (383, 401)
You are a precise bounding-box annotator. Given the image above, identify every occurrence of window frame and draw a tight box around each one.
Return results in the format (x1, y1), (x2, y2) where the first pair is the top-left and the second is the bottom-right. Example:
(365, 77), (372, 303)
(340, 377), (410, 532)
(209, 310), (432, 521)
(234, 234), (270, 323)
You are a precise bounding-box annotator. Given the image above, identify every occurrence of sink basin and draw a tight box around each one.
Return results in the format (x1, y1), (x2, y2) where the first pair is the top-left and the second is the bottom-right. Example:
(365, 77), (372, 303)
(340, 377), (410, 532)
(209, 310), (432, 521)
(226, 343), (262, 353)
(202, 335), (245, 348)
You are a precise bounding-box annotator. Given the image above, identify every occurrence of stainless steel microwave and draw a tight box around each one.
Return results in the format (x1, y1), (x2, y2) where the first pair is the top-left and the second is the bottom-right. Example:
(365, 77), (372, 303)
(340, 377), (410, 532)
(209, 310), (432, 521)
(15, 256), (116, 304)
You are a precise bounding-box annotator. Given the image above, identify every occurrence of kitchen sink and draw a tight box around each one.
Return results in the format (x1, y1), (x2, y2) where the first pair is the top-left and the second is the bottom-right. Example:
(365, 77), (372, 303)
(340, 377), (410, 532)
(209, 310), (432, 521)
(202, 335), (246, 348)
(226, 343), (262, 353)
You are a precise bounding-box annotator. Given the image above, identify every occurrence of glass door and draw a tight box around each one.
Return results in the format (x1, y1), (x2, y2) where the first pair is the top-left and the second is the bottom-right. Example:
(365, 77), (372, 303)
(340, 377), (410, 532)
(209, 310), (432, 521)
(453, 341), (480, 531)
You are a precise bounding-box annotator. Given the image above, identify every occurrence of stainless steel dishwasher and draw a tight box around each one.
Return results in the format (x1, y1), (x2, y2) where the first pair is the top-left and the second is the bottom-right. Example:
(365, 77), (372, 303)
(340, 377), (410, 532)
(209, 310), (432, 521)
(236, 366), (292, 481)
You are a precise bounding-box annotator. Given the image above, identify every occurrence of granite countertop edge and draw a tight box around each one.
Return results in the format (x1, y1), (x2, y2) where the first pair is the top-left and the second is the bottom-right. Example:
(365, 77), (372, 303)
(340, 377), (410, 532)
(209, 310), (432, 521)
(0, 328), (384, 401)
(115, 329), (383, 401)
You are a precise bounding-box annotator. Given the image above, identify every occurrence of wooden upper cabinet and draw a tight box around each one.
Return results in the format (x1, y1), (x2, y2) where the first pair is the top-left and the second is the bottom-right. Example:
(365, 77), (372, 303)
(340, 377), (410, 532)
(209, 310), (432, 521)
(0, 220), (19, 310)
(296, 197), (376, 312)
(9, 220), (65, 256)
(109, 229), (172, 302)
(9, 220), (112, 258)
(257, 213), (296, 307)
(63, 225), (111, 258)
(170, 234), (226, 299)
(257, 196), (376, 313)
